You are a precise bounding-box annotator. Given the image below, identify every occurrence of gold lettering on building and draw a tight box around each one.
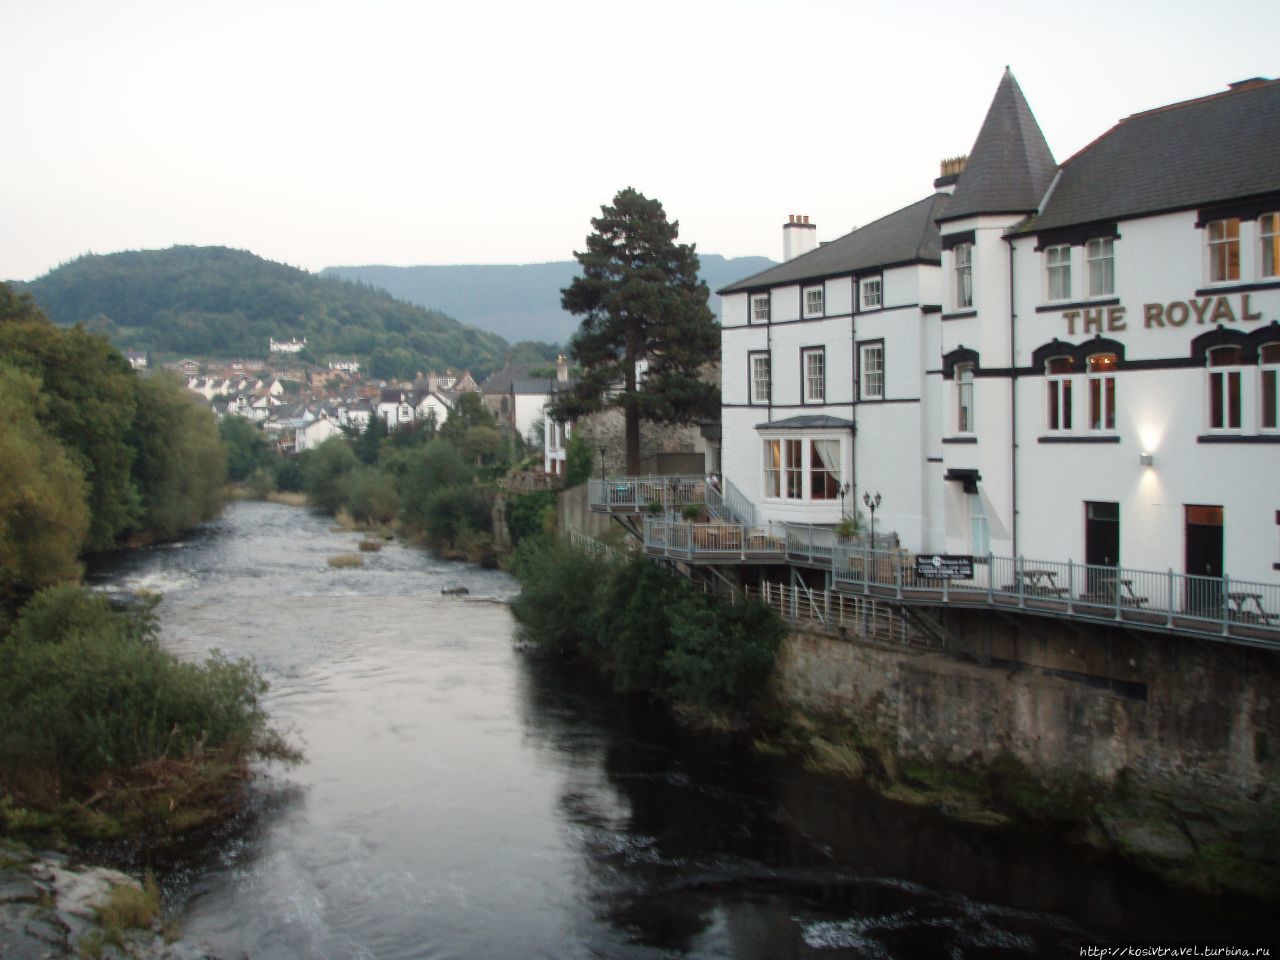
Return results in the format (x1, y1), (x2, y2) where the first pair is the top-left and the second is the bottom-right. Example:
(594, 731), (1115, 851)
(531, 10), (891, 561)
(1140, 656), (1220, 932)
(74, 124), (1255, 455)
(1080, 294), (1268, 335)
(1107, 306), (1126, 331)
(1190, 297), (1212, 324)
(1166, 301), (1189, 326)
(1210, 296), (1236, 324)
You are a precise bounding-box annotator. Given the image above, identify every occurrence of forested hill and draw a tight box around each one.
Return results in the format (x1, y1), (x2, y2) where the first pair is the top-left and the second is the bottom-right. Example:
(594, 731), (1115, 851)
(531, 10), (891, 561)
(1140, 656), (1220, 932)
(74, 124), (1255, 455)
(321, 254), (776, 345)
(11, 246), (512, 380)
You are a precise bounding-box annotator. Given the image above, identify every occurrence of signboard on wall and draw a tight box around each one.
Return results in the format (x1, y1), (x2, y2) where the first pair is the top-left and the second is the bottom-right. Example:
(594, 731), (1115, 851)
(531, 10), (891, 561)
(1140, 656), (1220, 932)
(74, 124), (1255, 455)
(915, 555), (975, 579)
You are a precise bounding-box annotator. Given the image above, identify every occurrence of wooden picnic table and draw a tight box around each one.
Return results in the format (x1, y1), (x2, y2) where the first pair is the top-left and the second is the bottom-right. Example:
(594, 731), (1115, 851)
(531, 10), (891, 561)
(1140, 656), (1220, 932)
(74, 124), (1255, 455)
(1228, 592), (1274, 624)
(1080, 576), (1148, 608)
(1003, 568), (1068, 596)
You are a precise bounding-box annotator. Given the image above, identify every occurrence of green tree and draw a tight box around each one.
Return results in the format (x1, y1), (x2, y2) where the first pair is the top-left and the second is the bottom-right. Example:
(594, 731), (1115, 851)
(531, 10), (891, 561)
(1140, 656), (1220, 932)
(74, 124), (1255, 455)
(555, 188), (719, 474)
(300, 437), (359, 515)
(0, 367), (89, 598)
(218, 416), (273, 482)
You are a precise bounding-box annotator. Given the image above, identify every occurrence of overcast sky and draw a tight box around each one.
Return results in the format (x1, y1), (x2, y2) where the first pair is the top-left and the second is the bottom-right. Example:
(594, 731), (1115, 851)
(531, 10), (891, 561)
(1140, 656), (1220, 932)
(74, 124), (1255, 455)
(4, 0), (1277, 282)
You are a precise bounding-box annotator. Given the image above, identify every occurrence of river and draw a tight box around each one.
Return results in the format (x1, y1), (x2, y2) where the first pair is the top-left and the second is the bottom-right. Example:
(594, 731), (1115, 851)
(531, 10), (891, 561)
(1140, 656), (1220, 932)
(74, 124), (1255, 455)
(88, 501), (1270, 958)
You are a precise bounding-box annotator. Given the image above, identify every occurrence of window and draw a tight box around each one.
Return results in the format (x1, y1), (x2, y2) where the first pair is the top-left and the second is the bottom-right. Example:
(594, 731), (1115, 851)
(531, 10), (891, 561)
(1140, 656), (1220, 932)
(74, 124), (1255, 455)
(1261, 343), (1279, 431)
(1046, 356), (1074, 430)
(810, 440), (840, 499)
(785, 439), (803, 499)
(802, 347), (825, 403)
(749, 352), (771, 404)
(953, 243), (973, 309)
(803, 286), (824, 317)
(763, 439), (781, 498)
(1207, 346), (1243, 430)
(860, 277), (882, 310)
(955, 362), (974, 433)
(1087, 238), (1115, 296)
(762, 436), (845, 502)
(1208, 218), (1241, 283)
(751, 293), (770, 323)
(1046, 244), (1072, 300)
(1262, 213), (1279, 278)
(859, 342), (884, 401)
(969, 493), (990, 557)
(1087, 353), (1117, 431)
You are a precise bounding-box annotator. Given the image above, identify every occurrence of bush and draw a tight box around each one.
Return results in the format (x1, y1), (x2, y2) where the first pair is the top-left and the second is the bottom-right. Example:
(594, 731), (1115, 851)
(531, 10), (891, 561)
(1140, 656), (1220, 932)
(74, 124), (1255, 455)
(505, 491), (557, 546)
(0, 586), (291, 813)
(345, 467), (398, 526)
(509, 537), (611, 655)
(300, 438), (359, 515)
(564, 432), (593, 487)
(416, 484), (490, 547)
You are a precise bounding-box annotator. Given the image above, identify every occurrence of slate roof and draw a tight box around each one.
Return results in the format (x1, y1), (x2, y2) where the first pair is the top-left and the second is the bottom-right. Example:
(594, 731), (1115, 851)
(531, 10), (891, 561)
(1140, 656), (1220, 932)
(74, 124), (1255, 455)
(941, 68), (1058, 223)
(755, 415), (855, 431)
(480, 363), (537, 394)
(1013, 78), (1280, 235)
(511, 378), (558, 396)
(719, 193), (950, 294)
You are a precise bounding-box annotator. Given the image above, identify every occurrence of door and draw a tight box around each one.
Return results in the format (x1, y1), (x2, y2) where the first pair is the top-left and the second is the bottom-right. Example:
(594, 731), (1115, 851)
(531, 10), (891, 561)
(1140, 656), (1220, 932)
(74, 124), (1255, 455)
(1185, 505), (1224, 616)
(1084, 501), (1119, 598)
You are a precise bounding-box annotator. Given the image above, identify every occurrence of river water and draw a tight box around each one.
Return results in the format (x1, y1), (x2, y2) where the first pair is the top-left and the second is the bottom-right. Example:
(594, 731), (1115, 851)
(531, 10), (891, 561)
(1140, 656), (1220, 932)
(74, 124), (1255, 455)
(89, 501), (1269, 958)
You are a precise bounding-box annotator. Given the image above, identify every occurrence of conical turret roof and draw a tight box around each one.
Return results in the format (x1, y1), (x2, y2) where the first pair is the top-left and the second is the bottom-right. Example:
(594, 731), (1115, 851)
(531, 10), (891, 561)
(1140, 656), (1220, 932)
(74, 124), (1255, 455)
(940, 68), (1057, 222)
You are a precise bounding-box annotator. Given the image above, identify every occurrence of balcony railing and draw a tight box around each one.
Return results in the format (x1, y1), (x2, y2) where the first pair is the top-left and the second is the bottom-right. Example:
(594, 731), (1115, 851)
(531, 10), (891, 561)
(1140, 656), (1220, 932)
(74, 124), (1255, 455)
(832, 549), (1280, 648)
(643, 517), (786, 562)
(588, 475), (706, 514)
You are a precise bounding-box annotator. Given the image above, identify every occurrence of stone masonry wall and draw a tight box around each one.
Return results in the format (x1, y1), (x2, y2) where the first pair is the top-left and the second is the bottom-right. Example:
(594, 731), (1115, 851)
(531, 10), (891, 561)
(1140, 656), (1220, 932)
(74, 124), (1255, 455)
(776, 610), (1280, 804)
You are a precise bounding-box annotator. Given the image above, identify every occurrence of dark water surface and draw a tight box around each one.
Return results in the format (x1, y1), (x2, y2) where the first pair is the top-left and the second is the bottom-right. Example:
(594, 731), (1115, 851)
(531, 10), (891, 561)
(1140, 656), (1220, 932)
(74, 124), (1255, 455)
(89, 501), (1271, 958)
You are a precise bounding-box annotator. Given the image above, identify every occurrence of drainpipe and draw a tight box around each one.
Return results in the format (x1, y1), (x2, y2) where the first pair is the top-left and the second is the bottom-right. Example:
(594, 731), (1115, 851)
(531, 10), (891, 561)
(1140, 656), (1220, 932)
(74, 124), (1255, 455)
(1007, 236), (1019, 559)
(850, 303), (858, 511)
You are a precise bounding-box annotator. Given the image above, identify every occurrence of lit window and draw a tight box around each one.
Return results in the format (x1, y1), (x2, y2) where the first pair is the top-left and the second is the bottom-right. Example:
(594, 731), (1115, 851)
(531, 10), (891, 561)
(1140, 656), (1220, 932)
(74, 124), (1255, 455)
(1261, 343), (1279, 431)
(1208, 219), (1241, 283)
(953, 243), (973, 309)
(751, 294), (770, 323)
(749, 352), (771, 404)
(1087, 353), (1117, 431)
(810, 439), (841, 499)
(1262, 214), (1279, 279)
(802, 348), (825, 403)
(785, 439), (803, 499)
(861, 277), (882, 310)
(803, 286), (824, 317)
(1087, 238), (1114, 297)
(1046, 356), (1074, 431)
(859, 343), (884, 400)
(955, 362), (974, 433)
(1046, 245), (1072, 300)
(1208, 346), (1243, 430)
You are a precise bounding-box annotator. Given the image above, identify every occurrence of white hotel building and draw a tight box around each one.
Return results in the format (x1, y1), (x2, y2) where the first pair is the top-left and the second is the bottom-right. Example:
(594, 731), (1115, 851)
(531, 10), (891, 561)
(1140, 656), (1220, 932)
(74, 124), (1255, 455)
(718, 71), (1280, 588)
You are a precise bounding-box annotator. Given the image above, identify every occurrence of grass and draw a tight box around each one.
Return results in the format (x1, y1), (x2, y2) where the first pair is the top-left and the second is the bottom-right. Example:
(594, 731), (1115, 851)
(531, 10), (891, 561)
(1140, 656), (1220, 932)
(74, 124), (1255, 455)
(327, 553), (364, 568)
(357, 539), (383, 552)
(95, 873), (161, 932)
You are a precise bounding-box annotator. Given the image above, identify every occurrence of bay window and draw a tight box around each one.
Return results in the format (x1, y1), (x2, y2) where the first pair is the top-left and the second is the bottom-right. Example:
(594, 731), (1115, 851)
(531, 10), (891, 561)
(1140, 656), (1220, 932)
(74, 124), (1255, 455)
(785, 439), (803, 499)
(810, 440), (841, 499)
(763, 440), (781, 498)
(761, 435), (846, 503)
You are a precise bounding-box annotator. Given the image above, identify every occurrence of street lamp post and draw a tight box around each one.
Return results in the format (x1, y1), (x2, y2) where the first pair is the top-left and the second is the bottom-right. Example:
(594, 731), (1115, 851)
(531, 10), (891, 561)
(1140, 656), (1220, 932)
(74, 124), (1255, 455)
(862, 490), (882, 546)
(837, 481), (851, 520)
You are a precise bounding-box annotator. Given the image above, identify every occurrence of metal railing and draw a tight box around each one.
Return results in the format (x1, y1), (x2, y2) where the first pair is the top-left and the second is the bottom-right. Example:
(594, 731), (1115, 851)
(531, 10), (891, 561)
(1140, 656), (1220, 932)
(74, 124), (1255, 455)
(832, 549), (1280, 648)
(643, 517), (785, 561)
(743, 582), (922, 647)
(588, 475), (706, 513)
(706, 476), (757, 527)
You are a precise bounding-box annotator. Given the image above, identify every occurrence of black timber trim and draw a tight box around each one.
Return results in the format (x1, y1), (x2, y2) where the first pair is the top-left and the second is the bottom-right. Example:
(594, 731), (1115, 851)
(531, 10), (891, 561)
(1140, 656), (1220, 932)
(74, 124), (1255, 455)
(1032, 221), (1120, 251)
(719, 257), (941, 295)
(1030, 336), (1127, 369)
(1190, 322), (1280, 364)
(942, 310), (978, 321)
(941, 436), (978, 444)
(1035, 297), (1120, 314)
(1195, 192), (1280, 227)
(926, 456), (944, 463)
(1193, 279), (1280, 296)
(940, 230), (976, 250)
(1037, 435), (1121, 444)
(1196, 434), (1280, 444)
(941, 346), (980, 380)
(922, 304), (943, 314)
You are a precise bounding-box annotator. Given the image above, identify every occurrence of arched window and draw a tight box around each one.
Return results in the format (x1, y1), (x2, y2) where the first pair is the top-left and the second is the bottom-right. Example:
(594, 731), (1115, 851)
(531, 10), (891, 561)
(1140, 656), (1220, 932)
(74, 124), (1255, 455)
(1261, 342), (1280, 431)
(1086, 353), (1117, 431)
(1207, 345), (1243, 430)
(955, 363), (974, 433)
(1046, 356), (1074, 431)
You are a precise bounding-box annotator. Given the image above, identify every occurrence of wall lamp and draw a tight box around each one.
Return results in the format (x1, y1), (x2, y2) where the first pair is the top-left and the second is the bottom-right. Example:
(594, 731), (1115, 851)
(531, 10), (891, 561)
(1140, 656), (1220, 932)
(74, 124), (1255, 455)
(1139, 451), (1154, 467)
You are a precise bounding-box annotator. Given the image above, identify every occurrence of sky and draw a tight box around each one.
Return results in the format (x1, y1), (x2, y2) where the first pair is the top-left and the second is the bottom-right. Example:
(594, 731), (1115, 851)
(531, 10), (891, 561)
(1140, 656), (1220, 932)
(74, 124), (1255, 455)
(4, 0), (1278, 282)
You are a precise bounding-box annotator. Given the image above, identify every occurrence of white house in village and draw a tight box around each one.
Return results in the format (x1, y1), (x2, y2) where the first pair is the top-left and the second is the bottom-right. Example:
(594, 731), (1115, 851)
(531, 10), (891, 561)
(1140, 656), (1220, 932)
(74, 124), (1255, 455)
(718, 71), (1280, 587)
(375, 388), (452, 431)
(295, 410), (344, 452)
(269, 337), (306, 354)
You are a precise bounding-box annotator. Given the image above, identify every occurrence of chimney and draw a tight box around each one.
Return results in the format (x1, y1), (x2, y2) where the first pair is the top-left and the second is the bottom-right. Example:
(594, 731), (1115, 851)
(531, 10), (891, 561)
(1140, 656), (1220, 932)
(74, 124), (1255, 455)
(556, 354), (569, 383)
(782, 214), (818, 262)
(934, 155), (967, 193)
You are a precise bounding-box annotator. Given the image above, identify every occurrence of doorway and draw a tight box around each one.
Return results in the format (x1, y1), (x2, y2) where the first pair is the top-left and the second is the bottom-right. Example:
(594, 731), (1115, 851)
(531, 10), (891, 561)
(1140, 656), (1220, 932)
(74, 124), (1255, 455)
(1184, 504), (1224, 616)
(1084, 501), (1119, 597)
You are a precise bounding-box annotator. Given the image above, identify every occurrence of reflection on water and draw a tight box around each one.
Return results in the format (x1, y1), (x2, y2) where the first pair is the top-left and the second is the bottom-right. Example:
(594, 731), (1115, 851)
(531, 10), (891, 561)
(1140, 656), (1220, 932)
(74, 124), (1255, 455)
(89, 501), (1275, 958)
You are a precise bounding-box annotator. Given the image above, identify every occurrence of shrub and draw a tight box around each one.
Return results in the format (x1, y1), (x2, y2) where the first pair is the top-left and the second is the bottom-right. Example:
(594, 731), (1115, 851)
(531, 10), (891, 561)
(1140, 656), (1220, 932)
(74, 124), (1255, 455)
(564, 432), (593, 488)
(0, 586), (290, 810)
(509, 537), (611, 654)
(345, 467), (398, 526)
(505, 491), (557, 546)
(300, 438), (359, 515)
(415, 484), (490, 547)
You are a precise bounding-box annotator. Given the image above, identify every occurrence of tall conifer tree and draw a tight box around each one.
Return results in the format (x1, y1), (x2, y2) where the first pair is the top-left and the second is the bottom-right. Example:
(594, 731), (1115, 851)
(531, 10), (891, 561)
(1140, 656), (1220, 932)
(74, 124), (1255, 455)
(556, 188), (718, 475)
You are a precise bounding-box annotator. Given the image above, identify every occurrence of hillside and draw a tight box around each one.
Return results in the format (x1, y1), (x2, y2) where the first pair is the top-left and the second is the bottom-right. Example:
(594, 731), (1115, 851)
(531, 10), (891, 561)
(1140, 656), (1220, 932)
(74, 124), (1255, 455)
(321, 254), (776, 344)
(11, 246), (512, 380)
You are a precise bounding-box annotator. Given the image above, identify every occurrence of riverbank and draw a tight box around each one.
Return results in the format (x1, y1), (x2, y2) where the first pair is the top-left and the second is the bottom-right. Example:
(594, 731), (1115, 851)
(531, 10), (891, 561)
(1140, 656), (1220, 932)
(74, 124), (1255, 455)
(0, 838), (211, 959)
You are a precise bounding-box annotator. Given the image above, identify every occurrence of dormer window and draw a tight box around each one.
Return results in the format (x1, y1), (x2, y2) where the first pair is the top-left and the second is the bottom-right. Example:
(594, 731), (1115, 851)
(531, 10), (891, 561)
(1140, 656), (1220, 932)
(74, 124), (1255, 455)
(803, 286), (824, 318)
(1046, 245), (1072, 300)
(1207, 218), (1241, 283)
